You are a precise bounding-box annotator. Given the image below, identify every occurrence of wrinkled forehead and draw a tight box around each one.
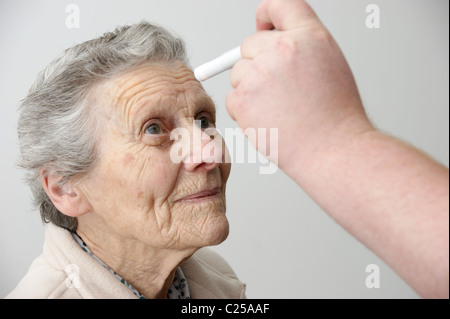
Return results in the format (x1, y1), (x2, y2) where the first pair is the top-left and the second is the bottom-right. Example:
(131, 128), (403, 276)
(92, 61), (213, 120)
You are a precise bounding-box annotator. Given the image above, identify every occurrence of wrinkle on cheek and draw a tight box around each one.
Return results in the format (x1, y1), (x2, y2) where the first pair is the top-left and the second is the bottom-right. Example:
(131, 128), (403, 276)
(120, 143), (150, 177)
(135, 155), (150, 182)
(122, 147), (177, 210)
(152, 199), (177, 241)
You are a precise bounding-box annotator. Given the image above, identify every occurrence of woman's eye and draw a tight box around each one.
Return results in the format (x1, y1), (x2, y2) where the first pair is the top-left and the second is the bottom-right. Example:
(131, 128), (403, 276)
(145, 123), (162, 135)
(196, 115), (213, 130)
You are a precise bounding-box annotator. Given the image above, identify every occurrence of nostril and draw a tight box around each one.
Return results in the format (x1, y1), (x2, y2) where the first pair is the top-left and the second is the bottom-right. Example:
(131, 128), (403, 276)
(202, 161), (221, 172)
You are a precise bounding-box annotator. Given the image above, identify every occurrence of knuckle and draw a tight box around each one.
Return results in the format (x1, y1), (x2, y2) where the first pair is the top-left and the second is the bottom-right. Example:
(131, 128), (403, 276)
(309, 24), (333, 44)
(275, 33), (300, 56)
(229, 60), (244, 88)
(226, 88), (247, 121)
(225, 91), (237, 119)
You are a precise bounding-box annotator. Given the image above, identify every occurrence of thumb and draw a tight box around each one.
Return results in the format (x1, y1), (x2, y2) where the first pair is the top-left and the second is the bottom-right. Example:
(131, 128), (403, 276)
(256, 0), (319, 31)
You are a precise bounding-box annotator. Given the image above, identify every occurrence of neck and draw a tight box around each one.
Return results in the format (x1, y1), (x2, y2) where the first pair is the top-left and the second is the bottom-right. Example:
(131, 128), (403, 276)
(76, 223), (195, 299)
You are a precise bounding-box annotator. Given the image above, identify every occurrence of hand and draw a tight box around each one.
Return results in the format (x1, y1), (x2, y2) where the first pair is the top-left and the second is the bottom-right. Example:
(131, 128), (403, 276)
(226, 0), (373, 174)
(227, 0), (449, 299)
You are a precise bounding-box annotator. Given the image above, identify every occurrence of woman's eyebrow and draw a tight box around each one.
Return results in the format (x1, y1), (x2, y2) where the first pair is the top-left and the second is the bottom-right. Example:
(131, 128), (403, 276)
(194, 95), (216, 115)
(134, 101), (166, 122)
(128, 91), (216, 131)
(124, 99), (165, 134)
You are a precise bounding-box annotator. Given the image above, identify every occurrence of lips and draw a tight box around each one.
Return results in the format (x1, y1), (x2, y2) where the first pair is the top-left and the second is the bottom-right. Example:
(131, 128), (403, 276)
(176, 187), (220, 203)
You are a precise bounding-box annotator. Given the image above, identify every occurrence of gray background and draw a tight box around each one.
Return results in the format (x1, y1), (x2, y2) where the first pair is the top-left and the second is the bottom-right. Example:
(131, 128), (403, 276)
(0, 0), (448, 298)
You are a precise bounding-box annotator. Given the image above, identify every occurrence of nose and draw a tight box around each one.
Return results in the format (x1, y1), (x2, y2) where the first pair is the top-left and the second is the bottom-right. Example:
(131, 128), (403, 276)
(170, 121), (224, 173)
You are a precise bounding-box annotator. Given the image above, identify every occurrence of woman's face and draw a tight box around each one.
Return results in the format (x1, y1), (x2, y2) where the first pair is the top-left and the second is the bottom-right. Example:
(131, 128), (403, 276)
(77, 61), (231, 250)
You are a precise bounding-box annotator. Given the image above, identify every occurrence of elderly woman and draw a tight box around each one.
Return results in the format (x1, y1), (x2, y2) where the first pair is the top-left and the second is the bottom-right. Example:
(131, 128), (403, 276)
(7, 22), (245, 299)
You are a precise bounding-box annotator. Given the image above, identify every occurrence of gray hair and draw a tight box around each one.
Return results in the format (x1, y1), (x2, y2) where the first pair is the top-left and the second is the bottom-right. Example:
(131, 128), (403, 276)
(18, 21), (188, 232)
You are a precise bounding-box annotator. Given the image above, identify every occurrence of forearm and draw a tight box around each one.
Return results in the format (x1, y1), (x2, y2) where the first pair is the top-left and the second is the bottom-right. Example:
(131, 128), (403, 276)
(226, 0), (448, 297)
(291, 130), (449, 298)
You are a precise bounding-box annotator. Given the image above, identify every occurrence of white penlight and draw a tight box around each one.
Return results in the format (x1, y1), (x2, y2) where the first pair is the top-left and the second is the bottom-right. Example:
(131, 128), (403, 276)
(194, 46), (241, 82)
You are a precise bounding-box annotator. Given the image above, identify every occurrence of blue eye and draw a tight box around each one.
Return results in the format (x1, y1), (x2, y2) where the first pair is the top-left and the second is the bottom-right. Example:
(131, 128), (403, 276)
(196, 115), (212, 130)
(145, 123), (162, 134)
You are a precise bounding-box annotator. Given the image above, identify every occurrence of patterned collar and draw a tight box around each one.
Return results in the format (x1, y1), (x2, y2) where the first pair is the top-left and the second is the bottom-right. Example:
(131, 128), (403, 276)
(71, 232), (190, 299)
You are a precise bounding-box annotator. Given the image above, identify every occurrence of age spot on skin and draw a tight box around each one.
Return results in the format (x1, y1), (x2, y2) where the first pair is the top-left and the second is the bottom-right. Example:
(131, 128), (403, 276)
(123, 153), (135, 166)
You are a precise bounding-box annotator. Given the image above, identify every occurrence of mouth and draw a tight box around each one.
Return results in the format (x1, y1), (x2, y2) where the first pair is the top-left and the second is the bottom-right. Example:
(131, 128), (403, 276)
(176, 187), (221, 204)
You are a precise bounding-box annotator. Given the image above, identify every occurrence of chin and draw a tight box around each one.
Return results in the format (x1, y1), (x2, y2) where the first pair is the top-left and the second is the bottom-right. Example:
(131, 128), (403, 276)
(201, 215), (230, 247)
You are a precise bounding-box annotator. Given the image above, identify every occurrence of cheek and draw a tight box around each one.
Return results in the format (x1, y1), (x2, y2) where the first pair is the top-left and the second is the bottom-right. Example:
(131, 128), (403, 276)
(220, 162), (231, 187)
(88, 148), (178, 212)
(127, 150), (181, 208)
(219, 139), (231, 186)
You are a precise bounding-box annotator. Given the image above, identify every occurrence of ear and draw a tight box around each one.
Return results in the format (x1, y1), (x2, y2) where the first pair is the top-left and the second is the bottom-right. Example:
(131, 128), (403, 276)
(40, 169), (91, 218)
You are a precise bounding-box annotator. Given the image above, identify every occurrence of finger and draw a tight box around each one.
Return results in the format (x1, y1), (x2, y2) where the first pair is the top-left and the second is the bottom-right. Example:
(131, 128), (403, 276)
(230, 59), (252, 89)
(225, 89), (239, 121)
(240, 30), (278, 59)
(256, 0), (319, 31)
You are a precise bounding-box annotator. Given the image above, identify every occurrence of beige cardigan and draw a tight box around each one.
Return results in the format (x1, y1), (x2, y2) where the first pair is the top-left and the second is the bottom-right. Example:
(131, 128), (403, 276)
(6, 223), (246, 299)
